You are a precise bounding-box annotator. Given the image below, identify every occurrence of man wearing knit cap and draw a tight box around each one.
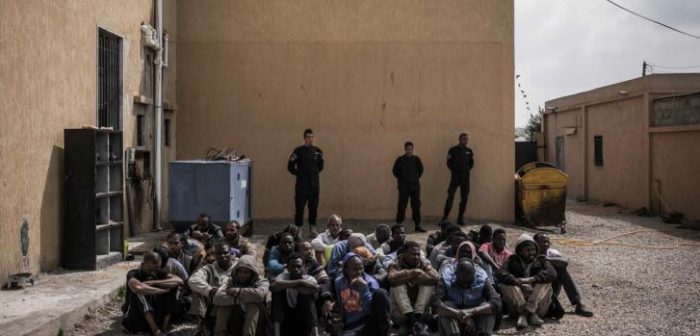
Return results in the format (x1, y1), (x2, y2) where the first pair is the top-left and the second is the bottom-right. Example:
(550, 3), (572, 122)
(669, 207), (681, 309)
(496, 233), (557, 329)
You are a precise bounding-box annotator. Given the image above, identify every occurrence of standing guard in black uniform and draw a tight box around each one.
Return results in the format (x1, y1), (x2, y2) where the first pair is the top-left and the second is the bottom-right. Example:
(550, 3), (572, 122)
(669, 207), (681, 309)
(392, 141), (426, 233)
(442, 133), (475, 226)
(287, 129), (324, 238)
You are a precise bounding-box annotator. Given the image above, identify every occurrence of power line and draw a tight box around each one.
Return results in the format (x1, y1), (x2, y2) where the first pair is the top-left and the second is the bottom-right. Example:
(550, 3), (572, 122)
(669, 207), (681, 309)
(604, 0), (700, 40)
(649, 63), (700, 69)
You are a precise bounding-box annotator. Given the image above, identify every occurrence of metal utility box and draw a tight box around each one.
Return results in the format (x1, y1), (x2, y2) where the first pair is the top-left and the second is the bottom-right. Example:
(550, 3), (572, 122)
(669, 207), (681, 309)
(169, 160), (252, 234)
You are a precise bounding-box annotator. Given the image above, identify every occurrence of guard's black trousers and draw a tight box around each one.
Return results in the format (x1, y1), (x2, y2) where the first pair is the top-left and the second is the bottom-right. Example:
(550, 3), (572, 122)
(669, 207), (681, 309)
(442, 177), (470, 223)
(295, 185), (319, 227)
(396, 188), (421, 228)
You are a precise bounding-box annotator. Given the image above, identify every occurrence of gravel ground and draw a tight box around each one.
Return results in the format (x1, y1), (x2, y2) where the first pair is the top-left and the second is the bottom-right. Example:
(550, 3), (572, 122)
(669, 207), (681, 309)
(66, 202), (700, 335)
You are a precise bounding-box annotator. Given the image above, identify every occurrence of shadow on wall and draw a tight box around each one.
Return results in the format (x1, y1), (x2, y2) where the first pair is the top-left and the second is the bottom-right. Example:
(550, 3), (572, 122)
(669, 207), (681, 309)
(40, 145), (64, 271)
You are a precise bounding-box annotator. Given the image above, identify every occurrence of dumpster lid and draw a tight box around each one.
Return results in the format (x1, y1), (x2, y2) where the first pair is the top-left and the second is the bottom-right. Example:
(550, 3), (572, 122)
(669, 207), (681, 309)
(517, 162), (558, 177)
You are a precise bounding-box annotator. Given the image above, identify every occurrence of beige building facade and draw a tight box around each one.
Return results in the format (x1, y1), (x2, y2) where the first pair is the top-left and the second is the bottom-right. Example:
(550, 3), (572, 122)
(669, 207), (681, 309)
(0, 0), (178, 283)
(543, 74), (700, 219)
(0, 0), (514, 283)
(176, 0), (515, 222)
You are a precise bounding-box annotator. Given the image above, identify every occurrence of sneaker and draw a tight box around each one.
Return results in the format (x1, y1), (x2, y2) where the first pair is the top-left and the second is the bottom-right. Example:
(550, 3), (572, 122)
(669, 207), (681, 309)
(411, 321), (430, 336)
(575, 303), (594, 317)
(528, 313), (544, 326)
(414, 226), (427, 233)
(516, 315), (529, 329)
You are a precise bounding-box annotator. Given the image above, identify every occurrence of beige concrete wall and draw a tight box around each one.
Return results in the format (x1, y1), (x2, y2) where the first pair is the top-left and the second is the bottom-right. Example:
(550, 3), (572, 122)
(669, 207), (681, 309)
(651, 131), (700, 219)
(585, 97), (648, 208)
(0, 0), (177, 282)
(543, 109), (585, 199)
(175, 0), (515, 221)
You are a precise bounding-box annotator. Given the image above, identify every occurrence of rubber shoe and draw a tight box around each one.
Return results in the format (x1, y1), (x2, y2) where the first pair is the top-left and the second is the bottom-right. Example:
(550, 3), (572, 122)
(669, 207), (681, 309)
(411, 321), (430, 336)
(528, 314), (544, 326)
(516, 315), (529, 329)
(414, 226), (427, 233)
(575, 303), (594, 317)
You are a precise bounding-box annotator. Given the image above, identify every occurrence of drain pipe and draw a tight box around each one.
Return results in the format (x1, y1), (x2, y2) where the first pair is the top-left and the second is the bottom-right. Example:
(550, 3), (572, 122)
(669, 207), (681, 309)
(153, 0), (164, 231)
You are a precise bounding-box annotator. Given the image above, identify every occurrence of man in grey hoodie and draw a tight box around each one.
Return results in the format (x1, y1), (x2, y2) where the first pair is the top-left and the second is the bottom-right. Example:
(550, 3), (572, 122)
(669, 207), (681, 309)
(496, 233), (557, 329)
(213, 255), (270, 336)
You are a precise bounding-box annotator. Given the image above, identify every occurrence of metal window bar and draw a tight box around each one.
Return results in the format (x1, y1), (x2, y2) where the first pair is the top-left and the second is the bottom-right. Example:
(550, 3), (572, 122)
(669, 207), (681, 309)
(98, 29), (121, 129)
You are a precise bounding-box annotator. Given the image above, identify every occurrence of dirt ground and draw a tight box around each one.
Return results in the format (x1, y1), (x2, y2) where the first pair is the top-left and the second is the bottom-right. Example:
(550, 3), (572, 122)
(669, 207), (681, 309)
(66, 202), (700, 335)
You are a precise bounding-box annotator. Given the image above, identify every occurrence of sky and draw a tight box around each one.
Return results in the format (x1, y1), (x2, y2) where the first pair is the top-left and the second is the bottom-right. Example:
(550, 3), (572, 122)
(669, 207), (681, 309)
(515, 0), (700, 127)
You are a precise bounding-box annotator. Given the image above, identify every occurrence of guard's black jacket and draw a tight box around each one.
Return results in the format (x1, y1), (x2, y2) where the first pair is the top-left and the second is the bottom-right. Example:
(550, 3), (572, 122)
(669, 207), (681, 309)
(287, 145), (324, 188)
(392, 155), (423, 190)
(446, 145), (474, 181)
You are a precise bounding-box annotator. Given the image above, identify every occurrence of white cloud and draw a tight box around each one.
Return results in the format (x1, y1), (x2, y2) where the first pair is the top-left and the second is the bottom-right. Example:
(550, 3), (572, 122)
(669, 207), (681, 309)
(515, 0), (700, 126)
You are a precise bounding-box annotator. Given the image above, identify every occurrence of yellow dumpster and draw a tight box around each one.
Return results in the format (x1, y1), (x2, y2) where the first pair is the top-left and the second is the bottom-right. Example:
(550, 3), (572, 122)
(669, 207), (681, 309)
(515, 162), (568, 231)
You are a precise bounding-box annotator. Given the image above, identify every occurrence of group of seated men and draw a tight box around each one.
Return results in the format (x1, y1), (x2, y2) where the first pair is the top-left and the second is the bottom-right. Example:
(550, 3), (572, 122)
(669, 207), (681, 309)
(121, 213), (593, 336)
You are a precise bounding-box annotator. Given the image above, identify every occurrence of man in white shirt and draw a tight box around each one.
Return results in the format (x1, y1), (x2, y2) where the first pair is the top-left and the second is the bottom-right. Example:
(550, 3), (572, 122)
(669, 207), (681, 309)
(534, 233), (593, 317)
(311, 214), (343, 265)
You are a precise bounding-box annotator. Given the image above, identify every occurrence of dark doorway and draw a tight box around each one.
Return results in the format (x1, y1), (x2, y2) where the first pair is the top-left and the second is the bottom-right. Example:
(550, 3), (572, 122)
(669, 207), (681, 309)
(515, 141), (537, 171)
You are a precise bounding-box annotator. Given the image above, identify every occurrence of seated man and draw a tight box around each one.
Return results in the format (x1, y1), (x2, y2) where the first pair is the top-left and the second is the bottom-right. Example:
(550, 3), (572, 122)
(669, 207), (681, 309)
(431, 230), (469, 270)
(387, 241), (439, 336)
(353, 246), (388, 287)
(188, 243), (236, 329)
(426, 220), (452, 256)
(478, 229), (511, 273)
(186, 213), (223, 243)
(311, 214), (343, 265)
(271, 253), (320, 336)
(266, 233), (296, 279)
(467, 225), (493, 249)
(213, 255), (270, 336)
(122, 251), (183, 336)
(263, 224), (301, 267)
(432, 260), (501, 336)
(381, 224), (407, 255)
(298, 241), (331, 286)
(165, 231), (202, 275)
(496, 233), (557, 329)
(223, 220), (257, 259)
(201, 241), (216, 266)
(153, 245), (189, 282)
(534, 233), (593, 317)
(367, 224), (391, 251)
(326, 233), (375, 280)
(331, 253), (391, 336)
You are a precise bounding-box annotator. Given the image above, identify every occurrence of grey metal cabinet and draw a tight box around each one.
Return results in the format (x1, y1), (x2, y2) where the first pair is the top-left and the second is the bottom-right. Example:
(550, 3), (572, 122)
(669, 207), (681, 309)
(168, 160), (252, 233)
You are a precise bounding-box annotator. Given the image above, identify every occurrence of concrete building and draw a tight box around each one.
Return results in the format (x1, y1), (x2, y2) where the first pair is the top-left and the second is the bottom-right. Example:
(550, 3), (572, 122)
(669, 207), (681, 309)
(176, 0), (515, 222)
(0, 0), (179, 283)
(0, 0), (514, 283)
(543, 74), (700, 219)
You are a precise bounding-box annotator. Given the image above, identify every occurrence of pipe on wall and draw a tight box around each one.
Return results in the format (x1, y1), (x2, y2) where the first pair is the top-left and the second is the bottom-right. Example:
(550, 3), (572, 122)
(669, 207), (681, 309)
(153, 0), (163, 231)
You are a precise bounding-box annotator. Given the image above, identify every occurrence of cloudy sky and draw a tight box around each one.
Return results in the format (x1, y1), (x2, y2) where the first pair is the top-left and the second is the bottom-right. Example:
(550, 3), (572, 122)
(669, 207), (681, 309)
(515, 0), (700, 126)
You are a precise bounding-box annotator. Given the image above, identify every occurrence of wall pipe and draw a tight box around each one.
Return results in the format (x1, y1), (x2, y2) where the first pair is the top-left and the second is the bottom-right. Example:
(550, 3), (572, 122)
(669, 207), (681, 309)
(153, 0), (163, 231)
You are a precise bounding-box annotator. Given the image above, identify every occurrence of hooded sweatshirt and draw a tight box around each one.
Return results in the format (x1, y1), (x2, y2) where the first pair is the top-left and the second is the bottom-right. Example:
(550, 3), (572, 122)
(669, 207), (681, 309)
(333, 253), (380, 329)
(496, 233), (557, 286)
(213, 255), (269, 306)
